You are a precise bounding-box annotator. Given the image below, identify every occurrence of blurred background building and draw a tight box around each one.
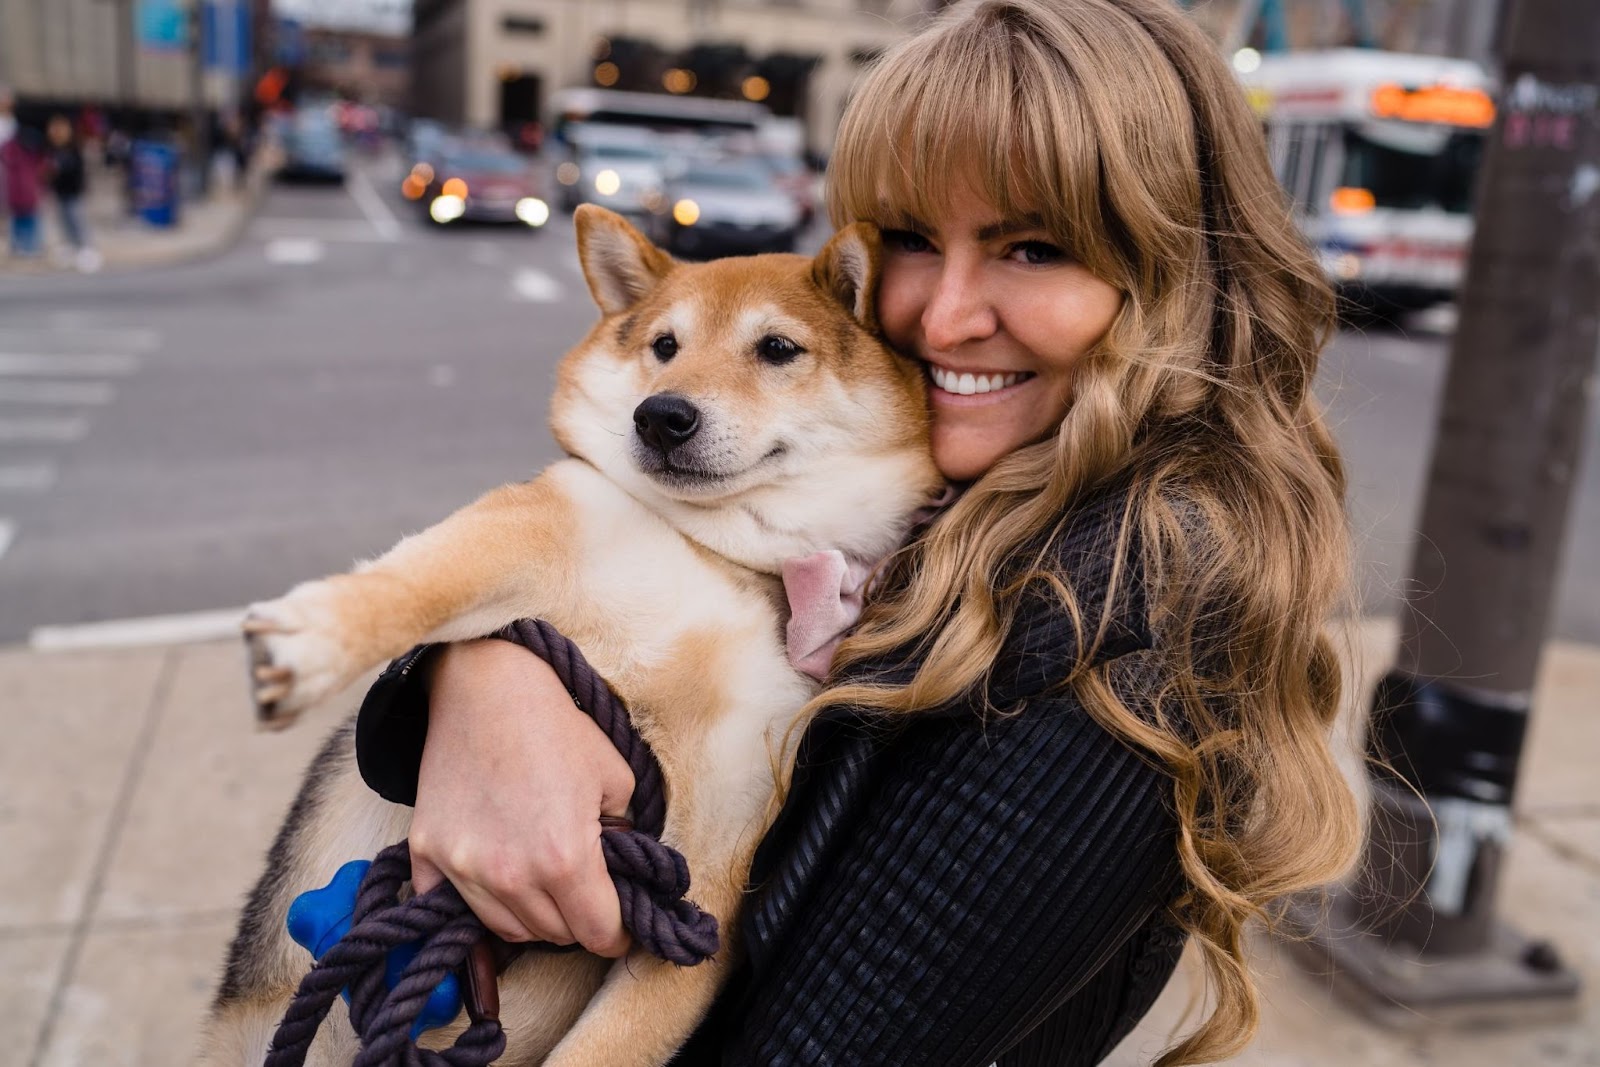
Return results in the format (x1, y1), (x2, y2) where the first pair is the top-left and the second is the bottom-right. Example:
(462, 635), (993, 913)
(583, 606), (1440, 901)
(409, 0), (931, 159)
(0, 0), (259, 122)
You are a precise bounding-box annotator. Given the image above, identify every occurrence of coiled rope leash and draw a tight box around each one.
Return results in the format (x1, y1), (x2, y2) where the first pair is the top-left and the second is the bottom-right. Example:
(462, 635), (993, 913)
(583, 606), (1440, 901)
(265, 619), (720, 1067)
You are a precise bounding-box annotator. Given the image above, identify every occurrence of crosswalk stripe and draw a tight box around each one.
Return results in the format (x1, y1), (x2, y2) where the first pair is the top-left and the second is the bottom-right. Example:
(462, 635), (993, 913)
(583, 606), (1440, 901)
(265, 238), (327, 265)
(0, 381), (117, 405)
(0, 353), (142, 376)
(512, 268), (563, 302)
(0, 327), (160, 351)
(0, 463), (57, 492)
(0, 417), (90, 442)
(253, 219), (399, 242)
(0, 518), (14, 562)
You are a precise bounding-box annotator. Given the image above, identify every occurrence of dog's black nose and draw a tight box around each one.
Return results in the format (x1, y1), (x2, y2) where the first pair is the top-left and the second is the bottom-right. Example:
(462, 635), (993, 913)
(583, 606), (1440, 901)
(634, 394), (701, 453)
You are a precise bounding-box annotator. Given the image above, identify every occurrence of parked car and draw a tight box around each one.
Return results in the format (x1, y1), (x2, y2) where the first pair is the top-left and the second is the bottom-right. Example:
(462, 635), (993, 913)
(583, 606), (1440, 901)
(417, 142), (549, 228)
(757, 153), (818, 229)
(556, 127), (667, 217)
(650, 159), (803, 256)
(277, 114), (346, 184)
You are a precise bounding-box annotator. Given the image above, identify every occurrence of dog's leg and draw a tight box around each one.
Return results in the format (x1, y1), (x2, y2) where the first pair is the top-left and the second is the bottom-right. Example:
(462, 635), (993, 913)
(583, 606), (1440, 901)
(536, 945), (736, 1067)
(200, 719), (412, 1065)
(536, 822), (757, 1067)
(245, 470), (589, 727)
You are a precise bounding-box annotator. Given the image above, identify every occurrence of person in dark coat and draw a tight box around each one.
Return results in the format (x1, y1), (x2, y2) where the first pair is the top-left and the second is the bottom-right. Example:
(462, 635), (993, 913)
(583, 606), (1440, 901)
(353, 2), (1363, 1063)
(46, 114), (99, 271)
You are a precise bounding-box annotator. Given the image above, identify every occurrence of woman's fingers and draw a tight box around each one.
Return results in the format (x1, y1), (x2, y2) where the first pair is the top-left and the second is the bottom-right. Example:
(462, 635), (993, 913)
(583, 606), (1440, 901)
(549, 837), (632, 958)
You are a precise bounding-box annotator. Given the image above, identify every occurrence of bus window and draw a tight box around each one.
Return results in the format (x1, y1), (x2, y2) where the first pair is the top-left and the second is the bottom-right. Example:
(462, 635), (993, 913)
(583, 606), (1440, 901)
(1300, 125), (1332, 214)
(1340, 126), (1485, 214)
(1281, 125), (1305, 209)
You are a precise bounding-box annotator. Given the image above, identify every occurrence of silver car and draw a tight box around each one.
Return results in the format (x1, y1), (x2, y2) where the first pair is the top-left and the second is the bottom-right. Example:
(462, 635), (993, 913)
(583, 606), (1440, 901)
(556, 132), (666, 217)
(651, 160), (803, 257)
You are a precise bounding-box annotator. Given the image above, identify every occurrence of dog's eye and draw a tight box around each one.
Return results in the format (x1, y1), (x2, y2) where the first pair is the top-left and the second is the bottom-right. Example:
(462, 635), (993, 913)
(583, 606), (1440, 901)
(651, 333), (678, 361)
(757, 335), (804, 365)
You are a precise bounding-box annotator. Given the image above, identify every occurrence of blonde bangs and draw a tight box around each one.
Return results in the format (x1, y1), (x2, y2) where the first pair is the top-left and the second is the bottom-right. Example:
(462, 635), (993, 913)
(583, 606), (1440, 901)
(827, 10), (1117, 278)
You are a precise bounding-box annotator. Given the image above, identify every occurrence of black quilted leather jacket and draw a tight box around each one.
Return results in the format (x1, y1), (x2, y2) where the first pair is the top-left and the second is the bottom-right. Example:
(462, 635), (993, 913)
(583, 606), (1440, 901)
(355, 483), (1188, 1066)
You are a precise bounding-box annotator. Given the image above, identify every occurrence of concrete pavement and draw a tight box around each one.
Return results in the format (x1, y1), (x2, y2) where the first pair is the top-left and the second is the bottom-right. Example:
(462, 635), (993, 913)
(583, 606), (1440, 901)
(2, 617), (1596, 1065)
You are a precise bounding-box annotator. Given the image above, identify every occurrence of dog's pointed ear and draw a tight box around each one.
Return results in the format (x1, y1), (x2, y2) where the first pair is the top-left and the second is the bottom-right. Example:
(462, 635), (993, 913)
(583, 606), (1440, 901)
(812, 222), (882, 333)
(576, 204), (673, 315)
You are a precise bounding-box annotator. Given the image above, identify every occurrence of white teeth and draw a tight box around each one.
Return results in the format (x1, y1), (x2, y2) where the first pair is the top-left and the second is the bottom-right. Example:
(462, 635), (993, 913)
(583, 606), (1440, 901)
(928, 365), (1026, 394)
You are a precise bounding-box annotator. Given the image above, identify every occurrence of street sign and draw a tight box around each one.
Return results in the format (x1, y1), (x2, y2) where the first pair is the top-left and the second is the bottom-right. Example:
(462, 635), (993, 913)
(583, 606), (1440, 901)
(136, 0), (188, 51)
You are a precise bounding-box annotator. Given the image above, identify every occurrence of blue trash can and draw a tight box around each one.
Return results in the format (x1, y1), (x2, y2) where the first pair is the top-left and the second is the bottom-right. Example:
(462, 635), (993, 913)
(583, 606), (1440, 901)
(129, 140), (181, 228)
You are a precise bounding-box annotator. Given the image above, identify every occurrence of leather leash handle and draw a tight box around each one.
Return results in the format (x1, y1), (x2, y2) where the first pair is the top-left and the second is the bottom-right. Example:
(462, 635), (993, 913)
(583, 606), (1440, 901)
(459, 815), (637, 1024)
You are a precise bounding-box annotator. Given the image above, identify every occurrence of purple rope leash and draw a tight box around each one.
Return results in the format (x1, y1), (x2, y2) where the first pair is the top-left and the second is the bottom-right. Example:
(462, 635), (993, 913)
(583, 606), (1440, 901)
(265, 620), (719, 1067)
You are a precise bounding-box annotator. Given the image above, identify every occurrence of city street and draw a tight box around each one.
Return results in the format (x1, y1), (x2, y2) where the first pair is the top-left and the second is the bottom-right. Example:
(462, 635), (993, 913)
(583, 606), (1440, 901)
(0, 150), (1596, 648)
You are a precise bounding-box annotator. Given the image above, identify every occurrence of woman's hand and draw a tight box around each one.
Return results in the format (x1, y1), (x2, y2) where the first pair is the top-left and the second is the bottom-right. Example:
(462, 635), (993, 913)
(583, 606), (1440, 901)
(407, 638), (636, 957)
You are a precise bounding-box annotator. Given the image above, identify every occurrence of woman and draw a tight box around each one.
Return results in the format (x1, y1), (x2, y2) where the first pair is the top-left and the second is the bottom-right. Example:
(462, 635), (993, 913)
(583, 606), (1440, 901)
(356, 1), (1361, 1062)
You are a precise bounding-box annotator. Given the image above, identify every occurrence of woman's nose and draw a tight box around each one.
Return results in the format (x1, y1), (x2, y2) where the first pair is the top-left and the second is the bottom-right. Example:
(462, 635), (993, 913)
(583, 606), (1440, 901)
(920, 262), (998, 353)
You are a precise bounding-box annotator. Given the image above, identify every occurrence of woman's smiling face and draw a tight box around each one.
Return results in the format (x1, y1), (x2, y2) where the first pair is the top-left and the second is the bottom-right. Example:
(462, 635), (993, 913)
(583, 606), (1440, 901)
(875, 182), (1125, 482)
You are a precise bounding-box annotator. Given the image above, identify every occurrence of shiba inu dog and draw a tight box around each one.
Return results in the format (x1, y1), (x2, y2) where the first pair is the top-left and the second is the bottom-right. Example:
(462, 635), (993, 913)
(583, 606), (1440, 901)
(200, 205), (942, 1066)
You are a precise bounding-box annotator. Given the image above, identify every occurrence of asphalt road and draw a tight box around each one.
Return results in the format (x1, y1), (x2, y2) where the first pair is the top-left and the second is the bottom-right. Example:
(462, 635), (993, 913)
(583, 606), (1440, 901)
(0, 152), (1596, 649)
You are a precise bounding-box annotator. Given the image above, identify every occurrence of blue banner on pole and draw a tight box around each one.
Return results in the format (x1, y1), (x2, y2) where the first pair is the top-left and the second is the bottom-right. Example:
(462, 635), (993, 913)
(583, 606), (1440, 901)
(136, 0), (189, 51)
(202, 1), (253, 72)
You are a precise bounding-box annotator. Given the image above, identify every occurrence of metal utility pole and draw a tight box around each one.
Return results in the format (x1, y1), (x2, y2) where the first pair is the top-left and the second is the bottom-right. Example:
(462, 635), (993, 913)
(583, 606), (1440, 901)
(1292, 0), (1596, 1026)
(190, 0), (211, 196)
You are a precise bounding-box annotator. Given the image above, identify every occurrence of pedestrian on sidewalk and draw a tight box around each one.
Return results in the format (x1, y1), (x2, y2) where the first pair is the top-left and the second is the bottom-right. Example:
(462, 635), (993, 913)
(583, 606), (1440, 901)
(1, 123), (45, 260)
(0, 85), (18, 245)
(45, 114), (100, 272)
(352, 1), (1362, 1064)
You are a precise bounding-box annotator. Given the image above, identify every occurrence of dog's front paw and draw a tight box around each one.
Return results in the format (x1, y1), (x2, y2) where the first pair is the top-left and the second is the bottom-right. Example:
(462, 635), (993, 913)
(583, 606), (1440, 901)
(243, 581), (359, 730)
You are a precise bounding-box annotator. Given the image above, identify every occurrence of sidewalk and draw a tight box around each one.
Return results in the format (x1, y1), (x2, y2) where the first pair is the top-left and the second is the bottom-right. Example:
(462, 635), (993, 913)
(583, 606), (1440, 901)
(2, 620), (1595, 1065)
(0, 154), (269, 276)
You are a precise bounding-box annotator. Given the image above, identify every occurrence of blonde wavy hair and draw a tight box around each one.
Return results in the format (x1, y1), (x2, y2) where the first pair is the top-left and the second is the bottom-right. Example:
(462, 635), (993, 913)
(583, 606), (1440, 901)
(810, 1), (1363, 1063)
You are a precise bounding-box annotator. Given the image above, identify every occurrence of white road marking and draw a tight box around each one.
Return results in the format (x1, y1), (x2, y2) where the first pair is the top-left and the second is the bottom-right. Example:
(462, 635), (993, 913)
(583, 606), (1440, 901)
(347, 167), (404, 242)
(0, 328), (161, 351)
(0, 380), (117, 405)
(252, 218), (400, 242)
(511, 268), (563, 302)
(0, 519), (14, 563)
(0, 463), (58, 492)
(0, 353), (141, 376)
(265, 238), (326, 265)
(30, 606), (246, 652)
(0, 417), (90, 442)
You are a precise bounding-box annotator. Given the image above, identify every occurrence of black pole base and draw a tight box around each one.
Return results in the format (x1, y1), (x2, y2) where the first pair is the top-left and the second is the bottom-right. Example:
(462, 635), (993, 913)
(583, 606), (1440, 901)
(1281, 887), (1582, 1030)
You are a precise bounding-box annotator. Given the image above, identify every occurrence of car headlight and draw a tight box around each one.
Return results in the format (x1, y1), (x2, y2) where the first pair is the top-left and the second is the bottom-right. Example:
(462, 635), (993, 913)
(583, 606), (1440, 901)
(516, 198), (550, 227)
(430, 194), (466, 223)
(594, 169), (621, 196)
(673, 199), (700, 226)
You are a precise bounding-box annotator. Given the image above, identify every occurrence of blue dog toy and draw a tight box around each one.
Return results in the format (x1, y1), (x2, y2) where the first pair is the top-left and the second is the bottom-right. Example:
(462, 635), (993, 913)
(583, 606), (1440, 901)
(286, 861), (463, 1038)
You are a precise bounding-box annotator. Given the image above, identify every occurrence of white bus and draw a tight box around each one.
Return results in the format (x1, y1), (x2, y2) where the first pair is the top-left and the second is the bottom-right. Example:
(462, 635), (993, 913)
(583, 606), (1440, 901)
(1238, 50), (1495, 312)
(550, 87), (772, 142)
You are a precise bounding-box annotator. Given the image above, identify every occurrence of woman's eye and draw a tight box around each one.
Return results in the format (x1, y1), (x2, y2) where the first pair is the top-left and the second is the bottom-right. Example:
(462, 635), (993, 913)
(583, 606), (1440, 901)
(1011, 240), (1067, 266)
(882, 228), (933, 254)
(757, 334), (805, 365)
(651, 333), (678, 361)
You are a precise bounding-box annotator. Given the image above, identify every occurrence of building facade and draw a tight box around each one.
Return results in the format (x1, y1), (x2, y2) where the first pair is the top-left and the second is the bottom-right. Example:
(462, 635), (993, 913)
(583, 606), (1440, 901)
(302, 27), (411, 108)
(0, 0), (261, 116)
(412, 0), (937, 154)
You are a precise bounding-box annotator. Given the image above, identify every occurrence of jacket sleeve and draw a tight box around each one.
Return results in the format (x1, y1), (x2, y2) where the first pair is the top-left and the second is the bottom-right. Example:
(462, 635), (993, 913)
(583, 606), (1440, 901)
(720, 662), (1182, 1066)
(354, 644), (443, 806)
